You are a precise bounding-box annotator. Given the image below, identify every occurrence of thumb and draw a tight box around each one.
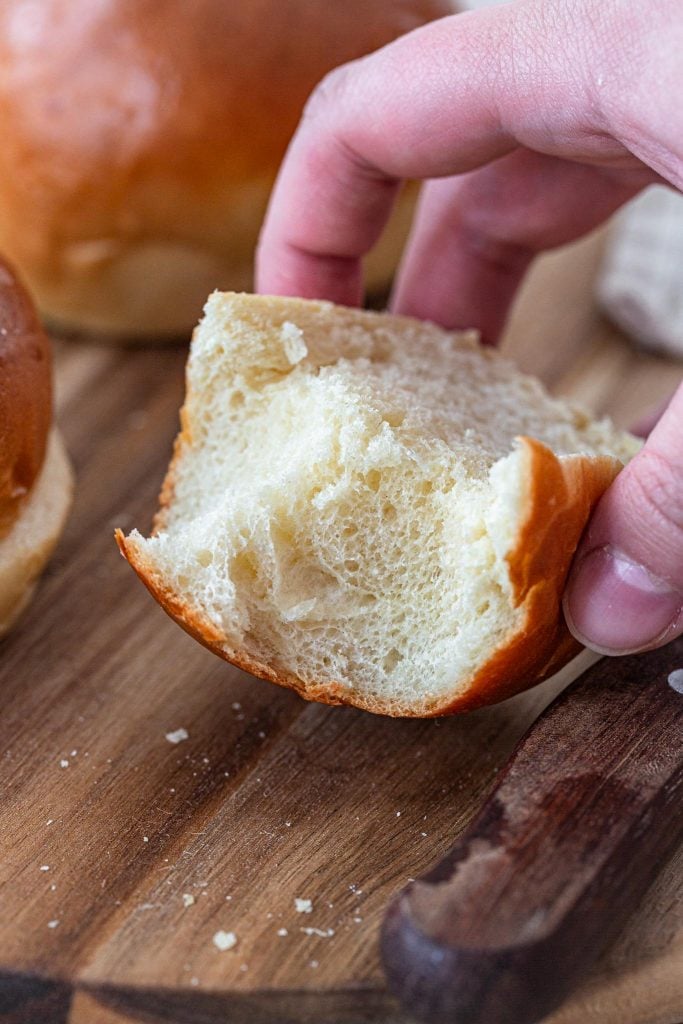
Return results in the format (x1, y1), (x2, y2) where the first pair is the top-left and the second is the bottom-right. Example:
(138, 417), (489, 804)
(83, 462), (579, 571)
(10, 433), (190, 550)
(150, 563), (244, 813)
(564, 383), (683, 655)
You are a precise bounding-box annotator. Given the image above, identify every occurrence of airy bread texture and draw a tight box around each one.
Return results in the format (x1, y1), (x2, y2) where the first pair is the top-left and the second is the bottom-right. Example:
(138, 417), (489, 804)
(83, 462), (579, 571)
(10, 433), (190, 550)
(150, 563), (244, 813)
(0, 0), (452, 339)
(118, 294), (639, 716)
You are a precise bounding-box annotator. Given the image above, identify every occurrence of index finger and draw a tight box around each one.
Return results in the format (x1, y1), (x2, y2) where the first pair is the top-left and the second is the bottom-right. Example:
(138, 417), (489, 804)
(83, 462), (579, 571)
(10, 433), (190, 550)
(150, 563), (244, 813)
(255, 1), (621, 304)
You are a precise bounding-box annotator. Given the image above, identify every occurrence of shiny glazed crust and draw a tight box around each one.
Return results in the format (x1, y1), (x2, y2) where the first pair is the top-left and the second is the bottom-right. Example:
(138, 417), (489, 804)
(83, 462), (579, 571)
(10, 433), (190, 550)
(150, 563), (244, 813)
(0, 258), (52, 538)
(116, 437), (622, 717)
(0, 0), (452, 337)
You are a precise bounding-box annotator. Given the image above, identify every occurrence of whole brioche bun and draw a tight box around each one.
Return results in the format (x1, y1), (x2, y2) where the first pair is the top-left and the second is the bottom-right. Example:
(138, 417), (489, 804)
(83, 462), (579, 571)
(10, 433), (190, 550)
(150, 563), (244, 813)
(0, 0), (453, 340)
(118, 294), (639, 717)
(0, 260), (52, 538)
(0, 257), (72, 636)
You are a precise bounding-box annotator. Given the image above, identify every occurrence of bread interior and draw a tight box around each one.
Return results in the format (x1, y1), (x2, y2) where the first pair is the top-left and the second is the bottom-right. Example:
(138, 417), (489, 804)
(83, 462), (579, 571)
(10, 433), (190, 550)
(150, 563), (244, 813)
(123, 294), (637, 712)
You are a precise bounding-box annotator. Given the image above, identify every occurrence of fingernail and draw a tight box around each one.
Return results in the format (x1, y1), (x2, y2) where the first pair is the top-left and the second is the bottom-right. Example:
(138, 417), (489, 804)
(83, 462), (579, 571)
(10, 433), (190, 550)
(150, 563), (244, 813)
(564, 546), (682, 655)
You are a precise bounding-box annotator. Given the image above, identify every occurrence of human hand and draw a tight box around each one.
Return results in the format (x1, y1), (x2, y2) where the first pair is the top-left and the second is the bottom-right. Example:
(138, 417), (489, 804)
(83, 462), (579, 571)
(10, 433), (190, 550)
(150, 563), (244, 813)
(257, 0), (683, 656)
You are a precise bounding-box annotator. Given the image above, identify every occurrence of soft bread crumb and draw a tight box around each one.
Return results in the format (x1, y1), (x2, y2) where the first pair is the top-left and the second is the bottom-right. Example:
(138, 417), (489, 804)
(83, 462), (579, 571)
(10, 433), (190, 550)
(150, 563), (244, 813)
(280, 321), (307, 364)
(294, 898), (313, 914)
(119, 294), (640, 716)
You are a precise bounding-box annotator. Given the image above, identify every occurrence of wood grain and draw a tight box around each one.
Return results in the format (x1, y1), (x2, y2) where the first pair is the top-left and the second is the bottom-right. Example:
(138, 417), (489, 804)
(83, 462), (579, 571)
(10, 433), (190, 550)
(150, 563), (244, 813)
(382, 638), (683, 1024)
(0, 230), (681, 1023)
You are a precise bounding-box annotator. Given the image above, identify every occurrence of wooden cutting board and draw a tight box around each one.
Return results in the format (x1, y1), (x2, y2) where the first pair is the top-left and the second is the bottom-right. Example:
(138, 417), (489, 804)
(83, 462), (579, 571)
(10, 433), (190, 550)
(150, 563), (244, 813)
(1, 232), (681, 1024)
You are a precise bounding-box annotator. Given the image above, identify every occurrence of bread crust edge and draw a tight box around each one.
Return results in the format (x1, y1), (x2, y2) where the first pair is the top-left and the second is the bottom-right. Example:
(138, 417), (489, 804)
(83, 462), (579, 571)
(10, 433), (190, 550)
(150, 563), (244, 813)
(116, 436), (622, 717)
(0, 430), (74, 637)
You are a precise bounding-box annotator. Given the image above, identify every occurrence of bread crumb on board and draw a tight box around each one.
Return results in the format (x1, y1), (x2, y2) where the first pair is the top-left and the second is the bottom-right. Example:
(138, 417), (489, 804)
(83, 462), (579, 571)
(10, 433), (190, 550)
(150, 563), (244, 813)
(668, 670), (683, 693)
(294, 898), (313, 914)
(213, 930), (237, 951)
(182, 893), (195, 908)
(165, 727), (189, 744)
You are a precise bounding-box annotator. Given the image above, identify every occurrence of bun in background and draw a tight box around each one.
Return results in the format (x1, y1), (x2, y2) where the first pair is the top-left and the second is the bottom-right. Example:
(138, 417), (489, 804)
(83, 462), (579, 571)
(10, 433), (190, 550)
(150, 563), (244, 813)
(0, 0), (454, 339)
(0, 257), (72, 635)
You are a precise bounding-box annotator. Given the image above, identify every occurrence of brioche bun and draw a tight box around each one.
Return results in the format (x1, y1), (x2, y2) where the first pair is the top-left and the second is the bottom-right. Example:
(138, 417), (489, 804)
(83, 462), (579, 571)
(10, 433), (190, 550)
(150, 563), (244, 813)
(0, 257), (72, 636)
(0, 0), (453, 340)
(117, 293), (639, 716)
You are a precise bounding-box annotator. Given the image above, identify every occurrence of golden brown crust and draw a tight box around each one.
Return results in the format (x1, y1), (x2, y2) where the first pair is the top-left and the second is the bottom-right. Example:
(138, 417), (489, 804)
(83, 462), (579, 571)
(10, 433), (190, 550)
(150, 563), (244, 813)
(116, 438), (622, 717)
(115, 529), (347, 708)
(0, 257), (52, 539)
(432, 438), (623, 714)
(0, 431), (73, 637)
(0, 0), (452, 337)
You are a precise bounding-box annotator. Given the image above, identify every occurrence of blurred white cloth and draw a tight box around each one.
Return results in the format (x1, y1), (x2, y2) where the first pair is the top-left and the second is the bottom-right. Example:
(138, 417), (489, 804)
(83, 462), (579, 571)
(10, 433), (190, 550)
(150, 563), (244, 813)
(597, 187), (683, 359)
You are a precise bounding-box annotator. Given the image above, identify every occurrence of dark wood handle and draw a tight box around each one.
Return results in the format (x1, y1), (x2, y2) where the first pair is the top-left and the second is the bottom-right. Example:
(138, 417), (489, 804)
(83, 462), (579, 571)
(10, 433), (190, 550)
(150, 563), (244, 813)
(381, 640), (683, 1024)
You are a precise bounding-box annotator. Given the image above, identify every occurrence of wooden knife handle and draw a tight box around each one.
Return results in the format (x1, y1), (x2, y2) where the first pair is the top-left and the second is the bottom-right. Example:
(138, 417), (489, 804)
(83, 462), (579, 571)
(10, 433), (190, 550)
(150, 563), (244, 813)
(381, 639), (683, 1024)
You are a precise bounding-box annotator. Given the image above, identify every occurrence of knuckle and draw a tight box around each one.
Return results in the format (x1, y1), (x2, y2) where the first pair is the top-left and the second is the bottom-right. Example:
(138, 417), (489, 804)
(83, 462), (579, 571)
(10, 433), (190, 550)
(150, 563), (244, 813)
(589, 0), (683, 171)
(457, 219), (534, 279)
(628, 447), (683, 541)
(300, 58), (394, 190)
(302, 61), (359, 124)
